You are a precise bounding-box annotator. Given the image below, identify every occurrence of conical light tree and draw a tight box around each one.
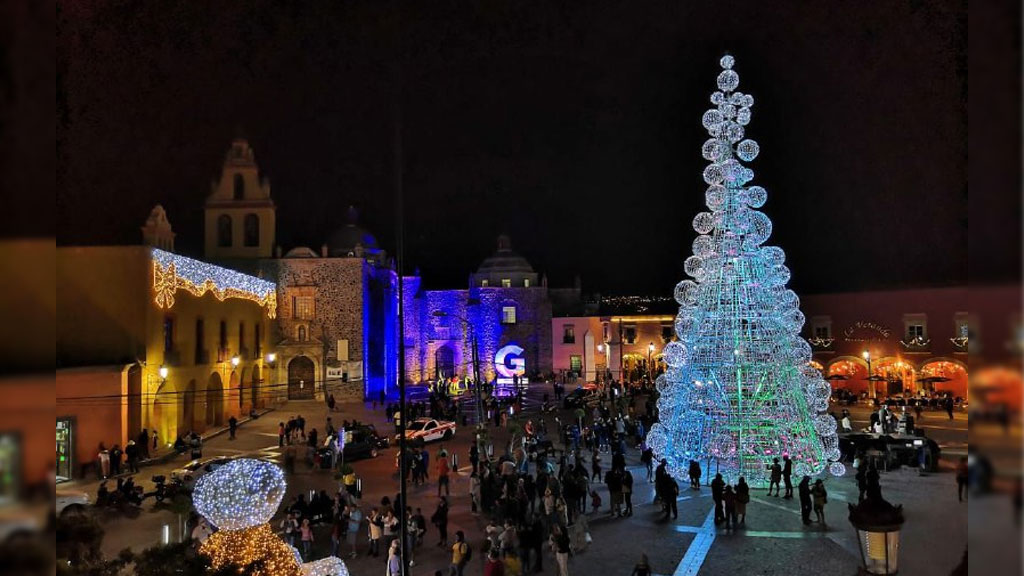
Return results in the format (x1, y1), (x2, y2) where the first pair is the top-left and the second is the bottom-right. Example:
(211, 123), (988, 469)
(646, 55), (844, 484)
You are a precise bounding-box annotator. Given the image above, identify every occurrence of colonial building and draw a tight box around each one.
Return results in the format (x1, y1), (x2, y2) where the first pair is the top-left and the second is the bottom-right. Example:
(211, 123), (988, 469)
(56, 212), (276, 480)
(404, 235), (564, 385)
(201, 140), (398, 403)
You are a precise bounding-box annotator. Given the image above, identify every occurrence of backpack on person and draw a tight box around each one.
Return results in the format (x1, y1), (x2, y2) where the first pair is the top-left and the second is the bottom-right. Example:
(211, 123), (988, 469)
(460, 542), (472, 564)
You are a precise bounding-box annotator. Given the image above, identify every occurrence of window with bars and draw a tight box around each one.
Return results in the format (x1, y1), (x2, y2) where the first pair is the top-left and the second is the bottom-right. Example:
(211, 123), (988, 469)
(292, 296), (314, 320)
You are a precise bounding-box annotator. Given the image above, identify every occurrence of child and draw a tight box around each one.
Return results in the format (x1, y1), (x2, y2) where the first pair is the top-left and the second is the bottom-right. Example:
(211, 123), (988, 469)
(590, 489), (602, 513)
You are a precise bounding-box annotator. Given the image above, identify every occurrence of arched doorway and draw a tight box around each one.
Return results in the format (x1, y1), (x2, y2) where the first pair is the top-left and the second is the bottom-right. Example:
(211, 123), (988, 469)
(288, 356), (315, 400)
(181, 380), (197, 435)
(919, 359), (968, 399)
(206, 373), (225, 427)
(826, 357), (869, 397)
(251, 366), (261, 410)
(126, 365), (143, 441)
(435, 345), (455, 379)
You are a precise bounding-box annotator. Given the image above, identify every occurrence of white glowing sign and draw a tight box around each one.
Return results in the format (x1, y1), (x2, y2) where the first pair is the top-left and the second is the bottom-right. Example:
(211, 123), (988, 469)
(494, 344), (526, 378)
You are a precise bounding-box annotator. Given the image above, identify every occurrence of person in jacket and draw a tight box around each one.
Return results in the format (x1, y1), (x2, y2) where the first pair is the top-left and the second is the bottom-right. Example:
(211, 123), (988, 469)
(810, 479), (828, 525)
(768, 458), (782, 496)
(735, 477), (750, 526)
(432, 496), (449, 547)
(722, 485), (737, 531)
(710, 473), (725, 524)
(798, 476), (813, 525)
(782, 455), (794, 498)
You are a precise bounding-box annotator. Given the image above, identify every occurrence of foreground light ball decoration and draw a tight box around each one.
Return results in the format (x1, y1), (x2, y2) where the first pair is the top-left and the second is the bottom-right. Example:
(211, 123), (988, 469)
(194, 459), (349, 576)
(193, 458), (285, 530)
(645, 55), (840, 485)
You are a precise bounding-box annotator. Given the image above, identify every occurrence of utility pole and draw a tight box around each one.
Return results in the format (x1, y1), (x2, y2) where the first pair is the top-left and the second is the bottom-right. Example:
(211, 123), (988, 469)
(391, 1), (408, 573)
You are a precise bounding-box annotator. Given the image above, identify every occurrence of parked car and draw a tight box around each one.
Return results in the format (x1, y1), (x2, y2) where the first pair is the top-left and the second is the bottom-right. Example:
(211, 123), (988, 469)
(394, 418), (456, 444)
(56, 487), (90, 517)
(170, 456), (239, 488)
(340, 426), (388, 460)
(563, 387), (599, 409)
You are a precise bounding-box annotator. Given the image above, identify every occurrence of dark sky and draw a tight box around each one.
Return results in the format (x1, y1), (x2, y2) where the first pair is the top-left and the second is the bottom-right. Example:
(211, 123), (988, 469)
(57, 1), (967, 295)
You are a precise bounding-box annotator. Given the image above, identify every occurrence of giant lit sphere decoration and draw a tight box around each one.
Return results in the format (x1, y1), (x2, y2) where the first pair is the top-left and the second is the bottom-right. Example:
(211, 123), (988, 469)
(193, 458), (286, 530)
(651, 55), (842, 484)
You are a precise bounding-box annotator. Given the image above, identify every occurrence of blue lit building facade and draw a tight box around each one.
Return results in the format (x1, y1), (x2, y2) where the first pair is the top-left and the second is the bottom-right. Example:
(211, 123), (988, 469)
(403, 236), (556, 385)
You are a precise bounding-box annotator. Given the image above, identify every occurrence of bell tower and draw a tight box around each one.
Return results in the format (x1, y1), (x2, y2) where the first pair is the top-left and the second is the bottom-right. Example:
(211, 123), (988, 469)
(204, 138), (276, 260)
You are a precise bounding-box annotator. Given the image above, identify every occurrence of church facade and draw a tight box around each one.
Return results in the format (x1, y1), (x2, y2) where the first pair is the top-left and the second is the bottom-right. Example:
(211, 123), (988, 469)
(201, 139), (567, 400)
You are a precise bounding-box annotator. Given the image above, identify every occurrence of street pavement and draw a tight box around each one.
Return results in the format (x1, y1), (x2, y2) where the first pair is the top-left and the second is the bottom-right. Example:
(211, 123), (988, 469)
(80, 388), (974, 576)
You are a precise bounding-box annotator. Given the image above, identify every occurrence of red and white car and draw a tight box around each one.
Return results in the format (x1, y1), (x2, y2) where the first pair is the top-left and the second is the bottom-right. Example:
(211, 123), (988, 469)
(394, 418), (456, 444)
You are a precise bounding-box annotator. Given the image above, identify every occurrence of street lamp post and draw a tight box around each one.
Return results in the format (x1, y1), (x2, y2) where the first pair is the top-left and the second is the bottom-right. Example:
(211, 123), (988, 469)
(647, 342), (655, 384)
(848, 483), (905, 575)
(863, 350), (874, 399)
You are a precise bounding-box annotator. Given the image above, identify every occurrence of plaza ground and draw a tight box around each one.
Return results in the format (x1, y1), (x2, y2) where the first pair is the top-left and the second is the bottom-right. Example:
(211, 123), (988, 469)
(68, 384), (983, 576)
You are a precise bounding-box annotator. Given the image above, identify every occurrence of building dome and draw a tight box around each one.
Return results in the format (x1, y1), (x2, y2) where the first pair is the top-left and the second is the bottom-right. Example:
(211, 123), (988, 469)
(328, 206), (380, 257)
(476, 234), (534, 274)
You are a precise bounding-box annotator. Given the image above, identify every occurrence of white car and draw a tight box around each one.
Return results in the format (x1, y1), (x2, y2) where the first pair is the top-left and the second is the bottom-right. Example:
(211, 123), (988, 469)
(394, 418), (456, 444)
(55, 487), (90, 517)
(170, 456), (239, 488)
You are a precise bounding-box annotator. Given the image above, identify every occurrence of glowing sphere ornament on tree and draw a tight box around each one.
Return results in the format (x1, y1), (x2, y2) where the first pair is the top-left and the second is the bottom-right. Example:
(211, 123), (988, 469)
(645, 55), (840, 485)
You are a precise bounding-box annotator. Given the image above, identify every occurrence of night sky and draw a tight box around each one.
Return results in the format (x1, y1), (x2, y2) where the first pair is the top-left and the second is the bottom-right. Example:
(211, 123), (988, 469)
(57, 1), (968, 295)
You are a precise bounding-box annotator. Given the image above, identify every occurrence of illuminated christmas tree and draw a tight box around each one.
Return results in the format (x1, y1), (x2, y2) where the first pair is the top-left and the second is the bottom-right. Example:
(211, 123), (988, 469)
(646, 55), (843, 484)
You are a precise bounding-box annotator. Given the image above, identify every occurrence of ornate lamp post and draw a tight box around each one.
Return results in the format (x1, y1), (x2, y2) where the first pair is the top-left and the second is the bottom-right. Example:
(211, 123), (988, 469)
(863, 350), (874, 399)
(848, 481), (905, 575)
(647, 342), (655, 384)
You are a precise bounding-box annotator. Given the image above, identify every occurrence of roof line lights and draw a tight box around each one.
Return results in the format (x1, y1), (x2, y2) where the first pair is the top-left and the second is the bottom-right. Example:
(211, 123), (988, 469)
(152, 248), (277, 318)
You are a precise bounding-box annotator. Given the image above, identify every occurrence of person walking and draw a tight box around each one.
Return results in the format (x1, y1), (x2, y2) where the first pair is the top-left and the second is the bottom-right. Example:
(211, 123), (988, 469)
(138, 429), (150, 459)
(432, 496), (450, 548)
(768, 458), (782, 496)
(299, 518), (315, 559)
(723, 485), (737, 531)
(641, 447), (654, 482)
(278, 422), (286, 448)
(735, 477), (749, 526)
(622, 467), (635, 516)
(710, 473), (725, 524)
(955, 456), (969, 502)
(97, 443), (110, 479)
(945, 396), (955, 420)
(469, 471), (481, 514)
(345, 504), (362, 558)
(367, 508), (383, 557)
(437, 452), (451, 497)
(798, 476), (813, 525)
(810, 479), (828, 525)
(688, 460), (702, 490)
(281, 512), (299, 546)
(484, 548), (505, 576)
(386, 539), (402, 576)
(550, 524), (571, 576)
(109, 444), (122, 476)
(124, 440), (139, 474)
(449, 530), (470, 576)
(782, 455), (794, 498)
(228, 416), (238, 440)
(663, 474), (679, 520)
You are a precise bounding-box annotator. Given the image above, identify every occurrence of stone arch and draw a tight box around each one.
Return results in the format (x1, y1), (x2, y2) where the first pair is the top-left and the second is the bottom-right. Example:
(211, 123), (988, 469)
(919, 358), (969, 397)
(287, 355), (315, 400)
(435, 345), (455, 379)
(206, 372), (225, 427)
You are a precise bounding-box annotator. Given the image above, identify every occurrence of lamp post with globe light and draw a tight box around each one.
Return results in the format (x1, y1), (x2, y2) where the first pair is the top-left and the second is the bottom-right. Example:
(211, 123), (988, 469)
(848, 476), (905, 575)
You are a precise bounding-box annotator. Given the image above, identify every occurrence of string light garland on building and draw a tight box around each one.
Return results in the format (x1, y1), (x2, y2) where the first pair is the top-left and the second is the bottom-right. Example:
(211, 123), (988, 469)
(151, 248), (277, 317)
(193, 458), (349, 576)
(899, 335), (930, 349)
(645, 55), (843, 485)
